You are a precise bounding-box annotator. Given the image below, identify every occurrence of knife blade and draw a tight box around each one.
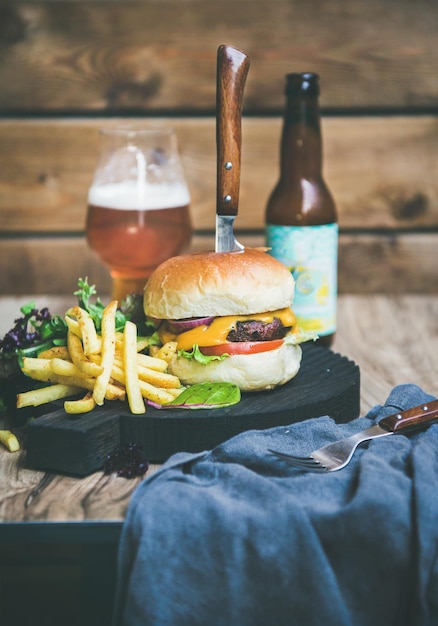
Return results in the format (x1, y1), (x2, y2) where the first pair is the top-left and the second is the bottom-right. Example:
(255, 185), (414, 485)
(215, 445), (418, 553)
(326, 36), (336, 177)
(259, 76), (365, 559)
(215, 44), (250, 252)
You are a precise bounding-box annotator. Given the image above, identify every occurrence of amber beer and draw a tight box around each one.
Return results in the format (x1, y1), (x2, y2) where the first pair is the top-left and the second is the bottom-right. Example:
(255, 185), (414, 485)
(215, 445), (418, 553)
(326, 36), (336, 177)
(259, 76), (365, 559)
(86, 181), (192, 300)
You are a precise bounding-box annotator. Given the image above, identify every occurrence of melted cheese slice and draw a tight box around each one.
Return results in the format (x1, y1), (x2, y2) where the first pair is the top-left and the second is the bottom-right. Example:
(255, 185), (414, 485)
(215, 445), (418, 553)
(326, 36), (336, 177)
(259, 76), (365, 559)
(163, 307), (296, 351)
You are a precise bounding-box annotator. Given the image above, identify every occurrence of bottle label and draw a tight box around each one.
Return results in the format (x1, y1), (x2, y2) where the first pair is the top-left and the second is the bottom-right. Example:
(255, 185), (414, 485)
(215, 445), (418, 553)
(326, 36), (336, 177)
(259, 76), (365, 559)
(266, 223), (338, 336)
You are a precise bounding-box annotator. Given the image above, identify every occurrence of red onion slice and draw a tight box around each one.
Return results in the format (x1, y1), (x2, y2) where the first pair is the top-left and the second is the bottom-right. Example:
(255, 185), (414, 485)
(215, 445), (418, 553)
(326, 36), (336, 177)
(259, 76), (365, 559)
(168, 316), (215, 333)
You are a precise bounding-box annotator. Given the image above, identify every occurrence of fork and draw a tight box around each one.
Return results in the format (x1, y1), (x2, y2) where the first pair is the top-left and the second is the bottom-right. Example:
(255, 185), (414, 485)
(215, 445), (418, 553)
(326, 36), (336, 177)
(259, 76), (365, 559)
(269, 400), (438, 472)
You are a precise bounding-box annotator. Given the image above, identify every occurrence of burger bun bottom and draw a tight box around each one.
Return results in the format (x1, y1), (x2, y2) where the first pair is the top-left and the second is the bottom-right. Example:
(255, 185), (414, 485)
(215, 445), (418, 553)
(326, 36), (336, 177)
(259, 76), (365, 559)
(168, 342), (302, 392)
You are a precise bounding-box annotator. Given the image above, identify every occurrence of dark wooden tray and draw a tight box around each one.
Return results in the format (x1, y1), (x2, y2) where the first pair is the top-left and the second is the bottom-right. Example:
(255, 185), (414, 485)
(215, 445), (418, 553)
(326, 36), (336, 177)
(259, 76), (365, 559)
(25, 343), (360, 476)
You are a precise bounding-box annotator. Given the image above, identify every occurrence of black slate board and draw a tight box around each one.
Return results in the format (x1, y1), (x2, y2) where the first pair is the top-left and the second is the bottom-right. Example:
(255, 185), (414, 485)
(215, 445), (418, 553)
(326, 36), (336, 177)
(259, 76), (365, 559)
(25, 343), (360, 476)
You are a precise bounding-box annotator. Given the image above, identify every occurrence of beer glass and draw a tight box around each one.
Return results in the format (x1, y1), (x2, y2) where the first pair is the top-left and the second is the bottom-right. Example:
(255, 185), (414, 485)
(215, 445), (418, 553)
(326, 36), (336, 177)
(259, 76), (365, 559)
(86, 128), (192, 301)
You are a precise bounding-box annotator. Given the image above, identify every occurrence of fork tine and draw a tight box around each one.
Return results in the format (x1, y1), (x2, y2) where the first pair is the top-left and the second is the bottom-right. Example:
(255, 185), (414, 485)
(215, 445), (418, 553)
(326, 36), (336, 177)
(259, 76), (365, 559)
(268, 449), (328, 472)
(286, 457), (320, 467)
(291, 462), (327, 473)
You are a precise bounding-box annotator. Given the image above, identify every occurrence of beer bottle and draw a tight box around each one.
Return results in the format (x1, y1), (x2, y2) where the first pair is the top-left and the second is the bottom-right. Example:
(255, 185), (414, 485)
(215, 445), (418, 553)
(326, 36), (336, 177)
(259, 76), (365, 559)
(265, 72), (338, 347)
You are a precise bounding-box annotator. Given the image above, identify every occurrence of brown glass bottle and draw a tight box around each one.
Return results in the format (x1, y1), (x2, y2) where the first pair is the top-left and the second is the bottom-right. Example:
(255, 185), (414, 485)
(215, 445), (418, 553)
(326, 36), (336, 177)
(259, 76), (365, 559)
(265, 73), (338, 347)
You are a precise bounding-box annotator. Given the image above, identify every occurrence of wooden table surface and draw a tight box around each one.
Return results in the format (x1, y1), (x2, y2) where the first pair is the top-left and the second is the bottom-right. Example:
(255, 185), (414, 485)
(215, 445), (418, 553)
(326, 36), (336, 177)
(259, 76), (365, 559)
(1, 294), (437, 538)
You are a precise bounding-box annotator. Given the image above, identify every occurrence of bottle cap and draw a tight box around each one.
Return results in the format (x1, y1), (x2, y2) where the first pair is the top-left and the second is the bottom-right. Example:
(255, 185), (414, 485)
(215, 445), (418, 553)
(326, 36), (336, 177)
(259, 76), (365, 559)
(285, 72), (319, 97)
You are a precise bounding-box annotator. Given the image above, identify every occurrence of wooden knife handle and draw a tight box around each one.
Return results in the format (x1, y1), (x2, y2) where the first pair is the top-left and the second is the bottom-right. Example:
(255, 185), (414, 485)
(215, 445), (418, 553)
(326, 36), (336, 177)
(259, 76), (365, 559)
(379, 398), (438, 433)
(216, 44), (250, 217)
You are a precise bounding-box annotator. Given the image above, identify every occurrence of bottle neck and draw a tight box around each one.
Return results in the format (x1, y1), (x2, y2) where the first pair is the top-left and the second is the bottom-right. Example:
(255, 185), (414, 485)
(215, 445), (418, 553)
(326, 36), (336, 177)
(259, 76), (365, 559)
(279, 95), (323, 180)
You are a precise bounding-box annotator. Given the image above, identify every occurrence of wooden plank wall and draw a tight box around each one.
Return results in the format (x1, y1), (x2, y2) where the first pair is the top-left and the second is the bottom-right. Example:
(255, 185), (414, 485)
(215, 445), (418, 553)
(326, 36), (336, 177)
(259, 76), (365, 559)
(0, 0), (437, 295)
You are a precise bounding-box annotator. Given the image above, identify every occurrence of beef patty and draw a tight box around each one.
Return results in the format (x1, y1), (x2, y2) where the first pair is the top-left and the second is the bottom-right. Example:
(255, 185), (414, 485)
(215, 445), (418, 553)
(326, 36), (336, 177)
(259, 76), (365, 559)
(226, 318), (290, 343)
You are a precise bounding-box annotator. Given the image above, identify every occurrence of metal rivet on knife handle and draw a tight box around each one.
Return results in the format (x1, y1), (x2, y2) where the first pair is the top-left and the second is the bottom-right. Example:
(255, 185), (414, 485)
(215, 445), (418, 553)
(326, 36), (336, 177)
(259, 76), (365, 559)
(379, 398), (438, 432)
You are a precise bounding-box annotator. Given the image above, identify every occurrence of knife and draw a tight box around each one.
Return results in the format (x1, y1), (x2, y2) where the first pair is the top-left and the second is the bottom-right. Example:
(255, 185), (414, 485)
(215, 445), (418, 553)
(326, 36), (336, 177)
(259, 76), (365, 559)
(215, 44), (250, 252)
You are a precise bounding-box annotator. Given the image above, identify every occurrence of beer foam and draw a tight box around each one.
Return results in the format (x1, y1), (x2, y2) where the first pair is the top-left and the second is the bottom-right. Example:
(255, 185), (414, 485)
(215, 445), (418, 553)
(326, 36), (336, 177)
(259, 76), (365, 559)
(88, 182), (190, 211)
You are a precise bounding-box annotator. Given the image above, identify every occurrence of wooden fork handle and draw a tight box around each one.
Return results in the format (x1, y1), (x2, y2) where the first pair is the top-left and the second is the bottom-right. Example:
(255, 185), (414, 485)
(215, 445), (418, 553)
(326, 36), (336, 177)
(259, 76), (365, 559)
(379, 399), (438, 433)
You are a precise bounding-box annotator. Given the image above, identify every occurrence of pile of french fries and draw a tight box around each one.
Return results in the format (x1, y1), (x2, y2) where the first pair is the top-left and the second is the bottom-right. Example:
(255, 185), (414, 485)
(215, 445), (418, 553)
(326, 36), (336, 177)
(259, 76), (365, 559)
(16, 300), (183, 416)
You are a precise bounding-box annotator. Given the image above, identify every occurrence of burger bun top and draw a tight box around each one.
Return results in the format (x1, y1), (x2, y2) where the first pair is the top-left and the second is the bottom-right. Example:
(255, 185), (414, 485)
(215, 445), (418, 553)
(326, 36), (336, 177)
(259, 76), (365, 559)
(144, 248), (294, 320)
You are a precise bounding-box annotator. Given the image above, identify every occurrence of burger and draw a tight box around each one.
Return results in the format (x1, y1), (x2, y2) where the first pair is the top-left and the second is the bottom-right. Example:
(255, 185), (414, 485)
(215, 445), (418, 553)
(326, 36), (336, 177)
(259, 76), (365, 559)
(144, 248), (305, 392)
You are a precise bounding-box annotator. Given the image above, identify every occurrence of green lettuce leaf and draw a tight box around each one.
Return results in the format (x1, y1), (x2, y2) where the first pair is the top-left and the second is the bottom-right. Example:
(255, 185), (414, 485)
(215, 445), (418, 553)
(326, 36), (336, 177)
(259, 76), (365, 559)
(177, 344), (229, 365)
(147, 331), (162, 347)
(157, 382), (241, 409)
(284, 329), (319, 345)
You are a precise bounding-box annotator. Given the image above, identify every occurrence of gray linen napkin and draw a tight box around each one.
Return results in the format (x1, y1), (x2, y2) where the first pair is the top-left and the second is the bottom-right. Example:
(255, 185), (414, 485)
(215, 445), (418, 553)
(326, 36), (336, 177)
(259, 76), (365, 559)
(112, 384), (438, 626)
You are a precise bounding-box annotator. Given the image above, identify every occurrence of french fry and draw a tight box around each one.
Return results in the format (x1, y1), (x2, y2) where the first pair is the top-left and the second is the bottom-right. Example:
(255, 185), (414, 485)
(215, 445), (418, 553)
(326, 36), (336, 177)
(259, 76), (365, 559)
(156, 341), (178, 363)
(148, 345), (160, 358)
(67, 306), (101, 355)
(138, 379), (177, 405)
(64, 315), (82, 338)
(50, 357), (86, 378)
(163, 388), (185, 400)
(17, 383), (82, 408)
(107, 363), (127, 386)
(21, 357), (124, 401)
(113, 356), (179, 389)
(49, 358), (126, 400)
(64, 391), (96, 415)
(22, 357), (54, 379)
(79, 313), (101, 355)
(114, 350), (168, 372)
(93, 300), (117, 405)
(104, 383), (126, 401)
(136, 352), (168, 372)
(0, 430), (20, 452)
(23, 362), (89, 388)
(60, 375), (124, 401)
(137, 366), (181, 389)
(115, 335), (150, 354)
(123, 320), (146, 414)
(38, 346), (70, 360)
(67, 331), (103, 377)
(135, 337), (151, 353)
(110, 363), (176, 405)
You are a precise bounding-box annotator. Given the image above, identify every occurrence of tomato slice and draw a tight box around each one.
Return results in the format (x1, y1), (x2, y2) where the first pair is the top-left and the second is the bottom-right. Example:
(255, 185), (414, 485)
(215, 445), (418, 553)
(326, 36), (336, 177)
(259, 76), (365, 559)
(200, 339), (284, 356)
